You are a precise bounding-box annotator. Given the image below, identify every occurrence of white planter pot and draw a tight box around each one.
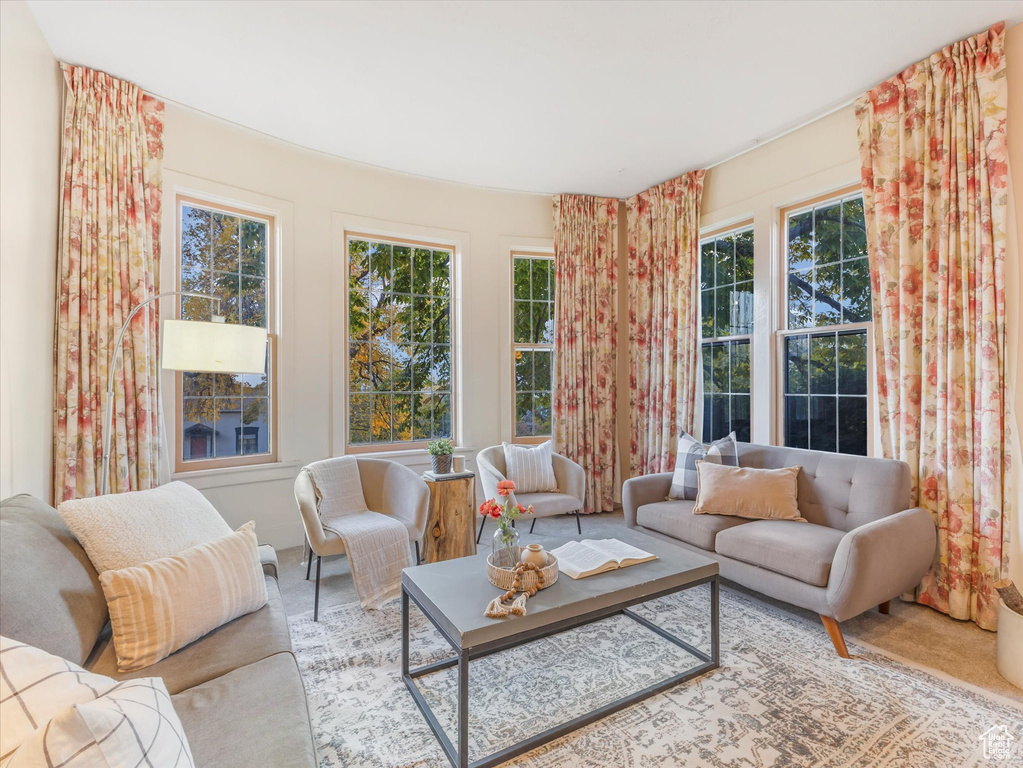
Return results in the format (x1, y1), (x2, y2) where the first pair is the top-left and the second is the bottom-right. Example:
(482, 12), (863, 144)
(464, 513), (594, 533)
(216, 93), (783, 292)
(997, 599), (1023, 690)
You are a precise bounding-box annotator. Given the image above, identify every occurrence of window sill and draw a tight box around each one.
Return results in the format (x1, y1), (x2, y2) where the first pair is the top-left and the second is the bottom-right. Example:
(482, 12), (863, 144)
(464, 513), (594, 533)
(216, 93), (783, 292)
(344, 446), (477, 460)
(172, 460), (304, 490)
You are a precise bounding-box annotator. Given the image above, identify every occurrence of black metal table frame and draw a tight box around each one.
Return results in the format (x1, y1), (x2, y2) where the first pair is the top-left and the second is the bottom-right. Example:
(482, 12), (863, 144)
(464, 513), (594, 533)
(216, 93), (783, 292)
(401, 574), (720, 768)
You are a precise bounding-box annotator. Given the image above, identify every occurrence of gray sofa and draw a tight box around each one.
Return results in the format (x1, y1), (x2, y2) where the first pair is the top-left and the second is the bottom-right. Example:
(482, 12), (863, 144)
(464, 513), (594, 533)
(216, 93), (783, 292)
(623, 443), (936, 657)
(0, 494), (317, 767)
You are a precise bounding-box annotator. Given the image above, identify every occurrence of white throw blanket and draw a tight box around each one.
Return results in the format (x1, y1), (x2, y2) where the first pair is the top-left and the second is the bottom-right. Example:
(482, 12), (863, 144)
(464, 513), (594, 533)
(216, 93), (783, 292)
(305, 457), (413, 610)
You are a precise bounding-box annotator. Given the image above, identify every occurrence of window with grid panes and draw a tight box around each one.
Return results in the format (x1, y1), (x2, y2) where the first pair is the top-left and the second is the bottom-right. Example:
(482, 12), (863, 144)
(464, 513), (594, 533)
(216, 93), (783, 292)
(347, 236), (453, 447)
(782, 193), (871, 455)
(178, 200), (274, 468)
(700, 226), (753, 442)
(512, 254), (554, 438)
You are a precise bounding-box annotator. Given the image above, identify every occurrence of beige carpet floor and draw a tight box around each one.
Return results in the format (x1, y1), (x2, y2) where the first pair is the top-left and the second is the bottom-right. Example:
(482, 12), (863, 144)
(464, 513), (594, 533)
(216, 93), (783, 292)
(277, 509), (1022, 704)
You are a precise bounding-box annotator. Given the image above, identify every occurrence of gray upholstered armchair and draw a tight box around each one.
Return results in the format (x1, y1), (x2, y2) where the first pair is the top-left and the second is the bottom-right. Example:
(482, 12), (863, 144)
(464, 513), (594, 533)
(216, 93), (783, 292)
(476, 445), (586, 542)
(294, 457), (429, 620)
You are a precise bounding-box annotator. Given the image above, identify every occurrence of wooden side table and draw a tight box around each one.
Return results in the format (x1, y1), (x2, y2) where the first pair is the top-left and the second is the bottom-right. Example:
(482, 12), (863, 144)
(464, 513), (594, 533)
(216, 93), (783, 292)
(421, 473), (477, 564)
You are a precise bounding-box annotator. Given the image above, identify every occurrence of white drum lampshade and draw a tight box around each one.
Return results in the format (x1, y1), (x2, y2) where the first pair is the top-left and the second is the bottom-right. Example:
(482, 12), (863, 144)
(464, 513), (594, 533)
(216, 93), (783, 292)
(161, 319), (267, 374)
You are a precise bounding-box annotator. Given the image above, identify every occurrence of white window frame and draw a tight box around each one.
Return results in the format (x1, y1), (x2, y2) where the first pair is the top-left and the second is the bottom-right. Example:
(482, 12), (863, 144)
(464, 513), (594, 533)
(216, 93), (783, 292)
(510, 250), (556, 444)
(774, 185), (874, 455)
(170, 191), (284, 475)
(698, 220), (755, 443)
(331, 213), (469, 456)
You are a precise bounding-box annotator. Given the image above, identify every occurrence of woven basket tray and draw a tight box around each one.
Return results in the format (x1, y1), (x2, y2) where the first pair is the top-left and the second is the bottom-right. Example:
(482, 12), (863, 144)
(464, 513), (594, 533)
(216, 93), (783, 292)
(487, 552), (559, 592)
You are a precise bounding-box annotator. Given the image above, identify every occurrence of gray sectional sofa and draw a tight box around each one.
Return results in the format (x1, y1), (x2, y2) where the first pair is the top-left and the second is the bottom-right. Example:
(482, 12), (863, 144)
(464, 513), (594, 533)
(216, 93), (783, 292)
(0, 494), (317, 767)
(623, 443), (936, 656)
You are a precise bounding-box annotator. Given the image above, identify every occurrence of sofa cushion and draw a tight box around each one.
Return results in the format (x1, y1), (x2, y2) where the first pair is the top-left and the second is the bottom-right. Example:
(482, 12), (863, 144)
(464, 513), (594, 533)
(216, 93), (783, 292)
(172, 652), (316, 768)
(715, 520), (846, 587)
(0, 495), (107, 666)
(86, 575), (291, 694)
(636, 500), (750, 551)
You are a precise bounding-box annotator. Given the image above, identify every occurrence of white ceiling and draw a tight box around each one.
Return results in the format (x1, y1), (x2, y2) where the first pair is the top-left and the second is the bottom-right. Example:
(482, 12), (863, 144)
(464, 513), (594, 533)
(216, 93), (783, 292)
(28, 0), (1023, 198)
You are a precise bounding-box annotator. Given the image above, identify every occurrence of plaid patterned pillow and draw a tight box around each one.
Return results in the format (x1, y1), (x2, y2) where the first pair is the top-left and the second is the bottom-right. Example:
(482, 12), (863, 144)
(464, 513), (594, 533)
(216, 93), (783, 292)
(0, 637), (117, 763)
(7, 678), (194, 767)
(0, 637), (194, 767)
(668, 432), (738, 500)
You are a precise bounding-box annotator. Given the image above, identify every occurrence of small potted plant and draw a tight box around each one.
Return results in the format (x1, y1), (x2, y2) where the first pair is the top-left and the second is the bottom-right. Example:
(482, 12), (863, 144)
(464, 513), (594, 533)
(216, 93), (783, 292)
(427, 438), (455, 474)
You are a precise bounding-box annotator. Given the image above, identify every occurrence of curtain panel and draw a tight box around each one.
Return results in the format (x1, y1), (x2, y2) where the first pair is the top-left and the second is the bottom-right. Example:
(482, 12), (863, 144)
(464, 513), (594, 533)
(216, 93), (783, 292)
(626, 171), (705, 477)
(54, 65), (165, 500)
(855, 23), (1010, 629)
(553, 194), (619, 514)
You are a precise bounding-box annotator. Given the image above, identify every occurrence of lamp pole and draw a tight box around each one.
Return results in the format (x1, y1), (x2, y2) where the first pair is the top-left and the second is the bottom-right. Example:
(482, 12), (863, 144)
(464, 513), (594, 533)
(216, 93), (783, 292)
(99, 290), (219, 496)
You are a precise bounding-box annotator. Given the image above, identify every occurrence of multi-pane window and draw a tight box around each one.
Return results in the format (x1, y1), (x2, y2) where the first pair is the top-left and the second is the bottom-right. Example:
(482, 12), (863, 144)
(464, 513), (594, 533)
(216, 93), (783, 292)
(700, 226), (753, 442)
(513, 254), (554, 438)
(178, 199), (274, 469)
(347, 235), (453, 447)
(782, 192), (871, 455)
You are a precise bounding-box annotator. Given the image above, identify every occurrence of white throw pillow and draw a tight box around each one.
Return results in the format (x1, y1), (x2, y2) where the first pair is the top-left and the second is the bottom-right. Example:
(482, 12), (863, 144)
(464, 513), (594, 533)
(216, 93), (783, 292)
(0, 636), (119, 762)
(58, 481), (232, 573)
(6, 677), (194, 768)
(503, 441), (559, 494)
(668, 432), (739, 500)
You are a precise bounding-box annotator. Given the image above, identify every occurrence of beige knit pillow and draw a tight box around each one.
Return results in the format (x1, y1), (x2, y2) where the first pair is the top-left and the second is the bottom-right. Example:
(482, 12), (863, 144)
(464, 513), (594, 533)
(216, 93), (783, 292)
(99, 522), (268, 671)
(692, 462), (804, 521)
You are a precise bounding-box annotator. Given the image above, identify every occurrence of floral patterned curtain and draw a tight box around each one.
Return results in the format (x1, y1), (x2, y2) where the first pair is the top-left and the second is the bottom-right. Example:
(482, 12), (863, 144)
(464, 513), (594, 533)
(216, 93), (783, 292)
(54, 65), (165, 500)
(626, 171), (705, 477)
(855, 23), (1010, 630)
(553, 195), (619, 513)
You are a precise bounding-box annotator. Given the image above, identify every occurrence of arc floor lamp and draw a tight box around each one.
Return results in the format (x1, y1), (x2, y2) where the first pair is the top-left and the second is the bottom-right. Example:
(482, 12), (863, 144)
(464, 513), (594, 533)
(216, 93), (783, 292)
(99, 290), (268, 495)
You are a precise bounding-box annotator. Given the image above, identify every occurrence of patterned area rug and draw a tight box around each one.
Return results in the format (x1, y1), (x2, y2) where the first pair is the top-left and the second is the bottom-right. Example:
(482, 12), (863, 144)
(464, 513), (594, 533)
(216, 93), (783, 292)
(290, 584), (1022, 767)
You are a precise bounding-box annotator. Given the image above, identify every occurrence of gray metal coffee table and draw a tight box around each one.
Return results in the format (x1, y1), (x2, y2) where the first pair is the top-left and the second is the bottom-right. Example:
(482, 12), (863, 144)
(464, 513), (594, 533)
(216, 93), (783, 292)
(401, 529), (720, 768)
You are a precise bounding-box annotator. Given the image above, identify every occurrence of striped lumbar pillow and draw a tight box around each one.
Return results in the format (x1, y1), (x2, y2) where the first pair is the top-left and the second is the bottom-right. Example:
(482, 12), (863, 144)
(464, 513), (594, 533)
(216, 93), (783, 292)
(668, 431), (739, 500)
(99, 522), (268, 672)
(503, 440), (559, 494)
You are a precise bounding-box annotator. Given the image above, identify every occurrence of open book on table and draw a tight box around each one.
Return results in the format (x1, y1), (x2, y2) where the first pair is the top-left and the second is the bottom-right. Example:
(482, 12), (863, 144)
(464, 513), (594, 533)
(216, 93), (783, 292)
(549, 538), (657, 580)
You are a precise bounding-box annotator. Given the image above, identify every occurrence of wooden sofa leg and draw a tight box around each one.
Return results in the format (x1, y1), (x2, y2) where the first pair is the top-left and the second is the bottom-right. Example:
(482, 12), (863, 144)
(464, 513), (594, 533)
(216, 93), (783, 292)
(820, 615), (851, 658)
(878, 600), (891, 614)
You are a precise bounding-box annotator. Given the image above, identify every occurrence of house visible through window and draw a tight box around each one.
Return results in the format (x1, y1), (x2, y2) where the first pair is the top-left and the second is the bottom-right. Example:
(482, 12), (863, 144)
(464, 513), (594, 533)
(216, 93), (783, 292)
(512, 253), (554, 440)
(347, 235), (454, 448)
(700, 225), (753, 442)
(177, 198), (275, 470)
(781, 192), (871, 455)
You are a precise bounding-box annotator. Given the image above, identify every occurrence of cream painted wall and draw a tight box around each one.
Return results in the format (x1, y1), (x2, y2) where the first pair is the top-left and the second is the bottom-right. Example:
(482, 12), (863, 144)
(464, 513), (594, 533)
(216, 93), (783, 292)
(160, 104), (553, 547)
(0, 1), (61, 503)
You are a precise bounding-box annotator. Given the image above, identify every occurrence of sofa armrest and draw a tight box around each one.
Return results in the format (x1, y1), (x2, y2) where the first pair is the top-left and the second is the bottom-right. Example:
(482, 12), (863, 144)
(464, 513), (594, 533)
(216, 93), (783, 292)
(826, 507), (936, 622)
(622, 473), (674, 528)
(551, 452), (585, 507)
(258, 544), (279, 580)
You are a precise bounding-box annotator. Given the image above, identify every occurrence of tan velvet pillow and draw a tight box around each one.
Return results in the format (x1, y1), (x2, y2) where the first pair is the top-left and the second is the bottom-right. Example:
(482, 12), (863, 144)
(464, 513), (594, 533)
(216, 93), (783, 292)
(99, 522), (268, 671)
(692, 462), (804, 521)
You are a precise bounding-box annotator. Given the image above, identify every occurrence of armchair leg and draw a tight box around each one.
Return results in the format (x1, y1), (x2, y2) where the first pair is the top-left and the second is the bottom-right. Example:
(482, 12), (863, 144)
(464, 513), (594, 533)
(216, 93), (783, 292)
(529, 518), (536, 534)
(476, 516), (486, 544)
(305, 542), (312, 581)
(415, 540), (420, 564)
(575, 511), (582, 535)
(878, 600), (891, 614)
(314, 556), (322, 622)
(820, 615), (850, 658)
